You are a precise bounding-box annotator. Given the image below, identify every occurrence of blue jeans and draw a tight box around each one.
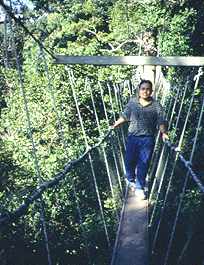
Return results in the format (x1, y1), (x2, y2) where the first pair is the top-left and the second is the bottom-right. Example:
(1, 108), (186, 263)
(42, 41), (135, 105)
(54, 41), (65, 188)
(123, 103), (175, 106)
(125, 134), (154, 189)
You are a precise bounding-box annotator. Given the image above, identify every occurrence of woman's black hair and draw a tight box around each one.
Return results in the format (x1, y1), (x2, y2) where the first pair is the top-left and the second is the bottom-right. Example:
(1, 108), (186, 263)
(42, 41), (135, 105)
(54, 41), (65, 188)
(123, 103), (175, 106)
(139, 80), (153, 90)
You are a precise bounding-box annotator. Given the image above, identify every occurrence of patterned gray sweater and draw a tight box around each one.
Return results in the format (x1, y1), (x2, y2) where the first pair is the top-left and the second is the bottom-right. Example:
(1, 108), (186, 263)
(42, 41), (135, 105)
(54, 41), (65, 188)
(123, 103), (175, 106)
(121, 97), (167, 136)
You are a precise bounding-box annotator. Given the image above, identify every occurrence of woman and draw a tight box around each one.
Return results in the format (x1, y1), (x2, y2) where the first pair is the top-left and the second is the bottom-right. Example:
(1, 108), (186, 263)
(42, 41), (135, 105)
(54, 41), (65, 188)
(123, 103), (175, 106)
(113, 80), (169, 199)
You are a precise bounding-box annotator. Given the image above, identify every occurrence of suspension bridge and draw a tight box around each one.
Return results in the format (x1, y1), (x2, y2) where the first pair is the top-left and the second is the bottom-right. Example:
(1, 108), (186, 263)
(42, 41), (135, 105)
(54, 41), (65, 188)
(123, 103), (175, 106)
(1, 1), (204, 265)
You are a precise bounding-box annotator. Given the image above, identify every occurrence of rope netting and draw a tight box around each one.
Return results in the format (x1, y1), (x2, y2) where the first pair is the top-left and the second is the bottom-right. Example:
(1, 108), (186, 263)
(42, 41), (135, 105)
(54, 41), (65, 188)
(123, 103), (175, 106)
(0, 50), (130, 265)
(148, 67), (204, 265)
(0, 4), (136, 264)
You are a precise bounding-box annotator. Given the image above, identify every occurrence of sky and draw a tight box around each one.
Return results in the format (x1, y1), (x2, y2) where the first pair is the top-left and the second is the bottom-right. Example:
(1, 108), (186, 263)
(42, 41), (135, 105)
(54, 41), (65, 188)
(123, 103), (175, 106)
(19, 0), (34, 9)
(0, 0), (34, 22)
(4, 0), (34, 9)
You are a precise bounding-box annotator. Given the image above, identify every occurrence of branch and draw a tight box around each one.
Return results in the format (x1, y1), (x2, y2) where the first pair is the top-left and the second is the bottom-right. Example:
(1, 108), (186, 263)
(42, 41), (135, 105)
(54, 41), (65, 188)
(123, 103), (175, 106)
(84, 27), (143, 53)
(84, 28), (101, 43)
(107, 39), (141, 52)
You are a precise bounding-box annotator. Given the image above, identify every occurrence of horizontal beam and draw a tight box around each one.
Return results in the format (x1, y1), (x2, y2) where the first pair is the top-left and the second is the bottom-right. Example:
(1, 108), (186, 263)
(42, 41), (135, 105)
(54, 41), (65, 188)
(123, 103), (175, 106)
(54, 55), (204, 66)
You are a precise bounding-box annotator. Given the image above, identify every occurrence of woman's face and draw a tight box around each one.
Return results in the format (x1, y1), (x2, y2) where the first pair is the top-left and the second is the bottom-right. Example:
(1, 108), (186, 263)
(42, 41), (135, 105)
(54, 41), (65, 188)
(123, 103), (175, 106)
(139, 82), (152, 99)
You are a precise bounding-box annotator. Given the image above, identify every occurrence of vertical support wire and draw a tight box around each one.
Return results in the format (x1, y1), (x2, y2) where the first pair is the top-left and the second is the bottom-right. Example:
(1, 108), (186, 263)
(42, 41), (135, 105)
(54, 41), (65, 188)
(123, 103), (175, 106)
(88, 79), (120, 223)
(111, 82), (127, 172)
(8, 14), (52, 265)
(168, 85), (181, 128)
(177, 77), (204, 265)
(127, 79), (133, 97)
(115, 83), (124, 110)
(40, 49), (92, 264)
(107, 82), (116, 121)
(165, 85), (177, 120)
(149, 147), (170, 227)
(149, 145), (166, 201)
(148, 70), (174, 251)
(68, 69), (111, 249)
(177, 233), (194, 265)
(154, 67), (162, 101)
(149, 77), (182, 202)
(149, 83), (179, 201)
(40, 47), (69, 154)
(160, 70), (171, 105)
(147, 67), (163, 190)
(98, 82), (123, 194)
(163, 67), (203, 265)
(174, 80), (189, 135)
(147, 65), (165, 251)
(148, 71), (169, 199)
(112, 83), (126, 151)
(151, 79), (189, 253)
(105, 82), (126, 174)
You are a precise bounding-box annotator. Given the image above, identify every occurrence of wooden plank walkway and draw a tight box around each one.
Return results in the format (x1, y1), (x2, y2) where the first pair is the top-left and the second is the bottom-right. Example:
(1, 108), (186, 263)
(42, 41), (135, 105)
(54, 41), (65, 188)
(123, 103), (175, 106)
(112, 189), (148, 265)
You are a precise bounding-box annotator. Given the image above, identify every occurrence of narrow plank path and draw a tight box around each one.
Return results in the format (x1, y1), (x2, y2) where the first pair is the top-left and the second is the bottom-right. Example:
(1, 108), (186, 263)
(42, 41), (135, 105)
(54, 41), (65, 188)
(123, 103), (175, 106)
(113, 190), (148, 265)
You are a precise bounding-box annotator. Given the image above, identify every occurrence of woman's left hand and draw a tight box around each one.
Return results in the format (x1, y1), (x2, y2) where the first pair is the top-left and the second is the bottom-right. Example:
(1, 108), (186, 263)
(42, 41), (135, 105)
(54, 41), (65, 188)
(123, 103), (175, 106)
(162, 133), (169, 142)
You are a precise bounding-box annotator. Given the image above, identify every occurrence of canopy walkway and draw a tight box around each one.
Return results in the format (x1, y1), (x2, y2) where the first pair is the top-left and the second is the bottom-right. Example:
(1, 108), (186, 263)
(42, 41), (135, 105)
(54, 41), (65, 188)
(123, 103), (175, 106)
(1, 2), (204, 265)
(111, 189), (148, 265)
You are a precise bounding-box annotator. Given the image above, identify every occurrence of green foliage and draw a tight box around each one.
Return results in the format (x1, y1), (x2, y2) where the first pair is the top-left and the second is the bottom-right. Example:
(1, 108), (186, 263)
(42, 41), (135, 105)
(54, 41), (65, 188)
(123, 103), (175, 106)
(1, 0), (204, 264)
(158, 8), (197, 55)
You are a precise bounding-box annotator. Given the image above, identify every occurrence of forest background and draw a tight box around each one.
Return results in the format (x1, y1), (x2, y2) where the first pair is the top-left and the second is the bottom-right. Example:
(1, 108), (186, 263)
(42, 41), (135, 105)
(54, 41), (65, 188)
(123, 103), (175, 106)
(0, 0), (204, 265)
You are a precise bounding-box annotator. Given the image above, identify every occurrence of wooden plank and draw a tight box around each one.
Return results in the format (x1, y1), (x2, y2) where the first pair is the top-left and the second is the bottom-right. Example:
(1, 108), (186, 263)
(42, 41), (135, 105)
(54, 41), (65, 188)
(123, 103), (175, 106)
(54, 55), (204, 66)
(112, 190), (148, 265)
